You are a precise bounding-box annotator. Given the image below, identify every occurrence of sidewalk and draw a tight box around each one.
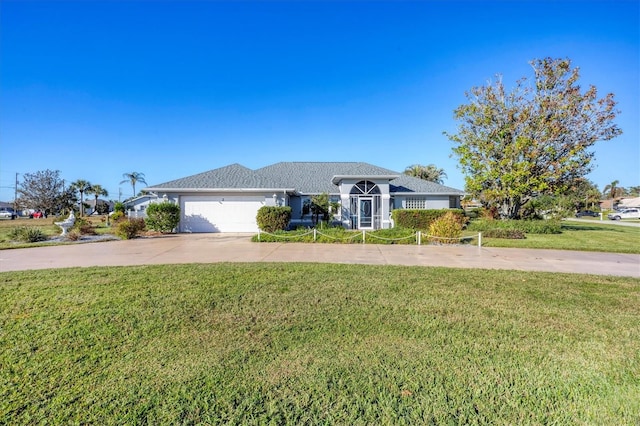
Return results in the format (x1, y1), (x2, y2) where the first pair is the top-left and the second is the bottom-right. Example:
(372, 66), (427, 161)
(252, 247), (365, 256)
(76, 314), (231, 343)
(0, 234), (638, 277)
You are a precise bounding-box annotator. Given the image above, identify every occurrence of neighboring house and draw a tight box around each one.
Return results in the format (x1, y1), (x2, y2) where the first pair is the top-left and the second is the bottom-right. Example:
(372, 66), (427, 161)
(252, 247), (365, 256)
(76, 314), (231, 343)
(86, 198), (114, 215)
(144, 162), (465, 233)
(123, 194), (159, 218)
(617, 197), (640, 209)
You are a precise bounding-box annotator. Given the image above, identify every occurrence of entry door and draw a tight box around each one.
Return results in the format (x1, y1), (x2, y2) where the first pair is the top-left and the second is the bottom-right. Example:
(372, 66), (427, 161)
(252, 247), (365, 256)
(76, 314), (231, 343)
(358, 197), (373, 229)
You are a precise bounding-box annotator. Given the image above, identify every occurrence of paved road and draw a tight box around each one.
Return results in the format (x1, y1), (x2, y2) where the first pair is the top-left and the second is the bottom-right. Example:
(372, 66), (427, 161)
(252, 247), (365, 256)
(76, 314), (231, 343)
(564, 218), (640, 227)
(1, 234), (638, 277)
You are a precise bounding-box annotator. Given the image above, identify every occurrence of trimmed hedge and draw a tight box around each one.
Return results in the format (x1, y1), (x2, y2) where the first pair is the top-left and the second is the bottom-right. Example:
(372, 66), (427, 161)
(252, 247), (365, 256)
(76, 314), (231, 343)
(256, 206), (292, 233)
(392, 209), (466, 230)
(468, 219), (562, 235)
(146, 202), (181, 233)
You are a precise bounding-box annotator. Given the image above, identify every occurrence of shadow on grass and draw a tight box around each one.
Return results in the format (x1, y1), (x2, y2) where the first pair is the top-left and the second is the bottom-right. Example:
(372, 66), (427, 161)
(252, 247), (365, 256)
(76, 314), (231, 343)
(561, 223), (626, 232)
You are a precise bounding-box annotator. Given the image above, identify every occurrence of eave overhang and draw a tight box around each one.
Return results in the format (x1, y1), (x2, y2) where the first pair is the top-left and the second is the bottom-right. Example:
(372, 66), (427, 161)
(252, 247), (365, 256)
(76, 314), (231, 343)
(331, 175), (400, 185)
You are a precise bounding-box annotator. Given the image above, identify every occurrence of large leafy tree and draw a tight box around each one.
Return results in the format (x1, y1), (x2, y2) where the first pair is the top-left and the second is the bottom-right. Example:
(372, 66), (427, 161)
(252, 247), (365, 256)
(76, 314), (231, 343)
(70, 179), (92, 216)
(120, 172), (147, 198)
(16, 169), (75, 216)
(403, 164), (447, 184)
(447, 57), (622, 219)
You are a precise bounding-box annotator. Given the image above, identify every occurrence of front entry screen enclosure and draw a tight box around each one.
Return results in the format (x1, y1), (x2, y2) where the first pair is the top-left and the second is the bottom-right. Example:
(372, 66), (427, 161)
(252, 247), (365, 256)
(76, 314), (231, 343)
(349, 181), (382, 230)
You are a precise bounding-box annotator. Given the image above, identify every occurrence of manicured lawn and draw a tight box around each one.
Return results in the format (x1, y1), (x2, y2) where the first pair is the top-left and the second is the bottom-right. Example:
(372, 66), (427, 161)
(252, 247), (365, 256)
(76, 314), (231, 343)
(475, 222), (640, 253)
(2, 263), (638, 424)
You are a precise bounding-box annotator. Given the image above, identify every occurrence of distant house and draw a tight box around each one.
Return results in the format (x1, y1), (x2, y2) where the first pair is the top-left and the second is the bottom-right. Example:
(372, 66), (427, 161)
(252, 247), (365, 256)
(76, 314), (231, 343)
(144, 162), (465, 233)
(123, 194), (159, 218)
(617, 197), (640, 209)
(86, 198), (114, 215)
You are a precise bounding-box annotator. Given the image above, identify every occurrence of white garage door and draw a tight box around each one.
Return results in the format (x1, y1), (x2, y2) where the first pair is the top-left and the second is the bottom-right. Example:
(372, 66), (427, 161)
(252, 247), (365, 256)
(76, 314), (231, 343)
(180, 196), (264, 233)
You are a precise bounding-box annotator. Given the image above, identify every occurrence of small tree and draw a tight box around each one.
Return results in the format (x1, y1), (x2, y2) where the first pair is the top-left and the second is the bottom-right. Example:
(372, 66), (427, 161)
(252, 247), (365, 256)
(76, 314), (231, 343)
(146, 202), (180, 233)
(17, 169), (72, 216)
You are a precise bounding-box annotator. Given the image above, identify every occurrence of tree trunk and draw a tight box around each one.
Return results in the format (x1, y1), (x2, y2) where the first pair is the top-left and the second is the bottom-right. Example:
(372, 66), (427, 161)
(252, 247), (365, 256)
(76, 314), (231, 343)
(499, 198), (522, 219)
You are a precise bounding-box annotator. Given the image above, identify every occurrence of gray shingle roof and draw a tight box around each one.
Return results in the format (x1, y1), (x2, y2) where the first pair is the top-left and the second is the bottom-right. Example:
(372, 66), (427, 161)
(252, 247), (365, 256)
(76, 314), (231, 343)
(146, 163), (285, 190)
(146, 162), (464, 195)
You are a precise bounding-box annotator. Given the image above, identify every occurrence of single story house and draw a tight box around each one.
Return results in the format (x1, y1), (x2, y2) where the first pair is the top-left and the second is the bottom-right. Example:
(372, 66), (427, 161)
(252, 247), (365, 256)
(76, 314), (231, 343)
(123, 194), (159, 218)
(86, 198), (114, 215)
(617, 197), (640, 209)
(144, 162), (465, 233)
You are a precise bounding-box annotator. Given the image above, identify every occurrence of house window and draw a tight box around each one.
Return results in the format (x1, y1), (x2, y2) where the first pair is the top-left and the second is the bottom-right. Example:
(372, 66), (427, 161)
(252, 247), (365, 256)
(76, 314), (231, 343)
(405, 197), (427, 209)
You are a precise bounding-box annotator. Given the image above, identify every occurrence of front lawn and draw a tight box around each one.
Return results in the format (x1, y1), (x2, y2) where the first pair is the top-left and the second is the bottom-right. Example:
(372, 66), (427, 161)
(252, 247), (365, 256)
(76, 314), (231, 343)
(254, 221), (640, 254)
(475, 222), (640, 253)
(1, 263), (638, 424)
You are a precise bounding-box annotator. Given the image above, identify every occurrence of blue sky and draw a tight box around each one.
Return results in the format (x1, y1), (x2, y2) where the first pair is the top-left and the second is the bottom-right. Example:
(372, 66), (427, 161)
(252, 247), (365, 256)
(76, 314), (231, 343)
(1, 0), (638, 202)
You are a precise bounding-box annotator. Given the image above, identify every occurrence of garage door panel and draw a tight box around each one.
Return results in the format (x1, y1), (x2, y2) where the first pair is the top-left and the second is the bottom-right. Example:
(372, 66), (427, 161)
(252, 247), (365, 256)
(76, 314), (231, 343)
(180, 196), (263, 233)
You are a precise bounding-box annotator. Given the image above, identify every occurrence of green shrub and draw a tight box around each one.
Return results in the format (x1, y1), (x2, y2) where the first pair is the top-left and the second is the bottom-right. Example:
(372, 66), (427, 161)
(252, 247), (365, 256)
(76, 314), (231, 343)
(79, 224), (97, 235)
(9, 226), (48, 243)
(481, 229), (526, 239)
(468, 219), (562, 234)
(114, 202), (125, 214)
(110, 211), (125, 223)
(146, 202), (181, 233)
(116, 218), (146, 239)
(256, 206), (291, 233)
(392, 209), (466, 230)
(66, 230), (81, 241)
(427, 211), (463, 244)
(464, 208), (481, 219)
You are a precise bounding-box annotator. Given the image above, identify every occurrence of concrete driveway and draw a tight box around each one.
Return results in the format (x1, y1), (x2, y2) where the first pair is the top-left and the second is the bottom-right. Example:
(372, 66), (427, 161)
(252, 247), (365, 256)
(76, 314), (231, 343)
(1, 234), (638, 277)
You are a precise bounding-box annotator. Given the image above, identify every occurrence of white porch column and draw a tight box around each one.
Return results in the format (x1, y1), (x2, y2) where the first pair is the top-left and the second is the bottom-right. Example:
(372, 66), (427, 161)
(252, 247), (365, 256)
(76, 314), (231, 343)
(340, 194), (350, 228)
(381, 193), (391, 229)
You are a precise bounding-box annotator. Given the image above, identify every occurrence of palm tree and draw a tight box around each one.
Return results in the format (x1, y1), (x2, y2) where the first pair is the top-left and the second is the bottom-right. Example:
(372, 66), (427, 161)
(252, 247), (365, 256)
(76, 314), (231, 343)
(120, 172), (147, 198)
(403, 164), (447, 184)
(88, 184), (109, 215)
(70, 179), (92, 216)
(603, 180), (624, 209)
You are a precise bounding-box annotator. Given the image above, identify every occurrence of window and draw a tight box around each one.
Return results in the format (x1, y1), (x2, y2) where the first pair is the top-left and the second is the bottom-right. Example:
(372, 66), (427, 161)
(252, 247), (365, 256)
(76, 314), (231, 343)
(405, 197), (427, 209)
(350, 181), (381, 195)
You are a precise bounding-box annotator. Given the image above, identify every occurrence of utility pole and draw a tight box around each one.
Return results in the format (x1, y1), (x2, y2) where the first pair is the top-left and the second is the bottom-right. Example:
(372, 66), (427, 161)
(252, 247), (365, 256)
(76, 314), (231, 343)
(14, 173), (18, 212)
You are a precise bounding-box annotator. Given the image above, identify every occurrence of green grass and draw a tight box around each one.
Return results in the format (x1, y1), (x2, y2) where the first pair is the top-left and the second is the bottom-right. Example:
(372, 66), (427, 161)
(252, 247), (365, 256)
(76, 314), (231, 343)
(2, 263), (638, 424)
(474, 222), (640, 253)
(0, 216), (116, 249)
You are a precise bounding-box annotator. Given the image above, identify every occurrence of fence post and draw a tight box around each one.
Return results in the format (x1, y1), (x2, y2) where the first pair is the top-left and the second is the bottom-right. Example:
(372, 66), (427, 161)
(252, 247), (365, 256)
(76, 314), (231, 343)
(362, 230), (366, 244)
(258, 229), (261, 242)
(313, 228), (317, 241)
(478, 232), (482, 247)
(417, 231), (421, 245)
